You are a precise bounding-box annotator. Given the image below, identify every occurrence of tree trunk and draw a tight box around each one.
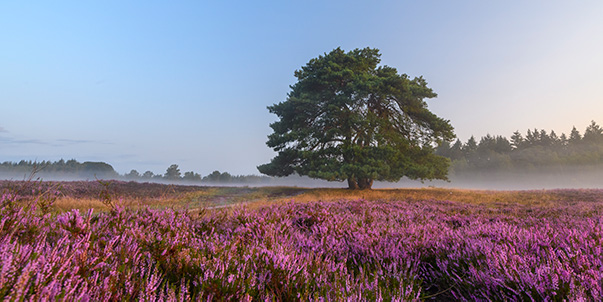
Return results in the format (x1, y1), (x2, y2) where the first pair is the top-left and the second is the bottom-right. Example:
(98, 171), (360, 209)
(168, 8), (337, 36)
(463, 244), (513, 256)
(347, 177), (359, 190)
(348, 177), (373, 189)
(357, 178), (373, 190)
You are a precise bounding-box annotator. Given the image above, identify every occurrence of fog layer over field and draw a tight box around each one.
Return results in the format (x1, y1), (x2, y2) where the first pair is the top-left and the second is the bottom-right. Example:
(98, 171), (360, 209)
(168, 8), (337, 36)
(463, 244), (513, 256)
(1, 166), (602, 190)
(391, 167), (603, 190)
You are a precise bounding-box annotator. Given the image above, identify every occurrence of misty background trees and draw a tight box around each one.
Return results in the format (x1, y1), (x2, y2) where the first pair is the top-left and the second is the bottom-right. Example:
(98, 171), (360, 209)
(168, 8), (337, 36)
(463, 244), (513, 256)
(2, 120), (602, 187)
(0, 161), (269, 184)
(164, 164), (182, 180)
(436, 120), (603, 174)
(0, 159), (118, 179)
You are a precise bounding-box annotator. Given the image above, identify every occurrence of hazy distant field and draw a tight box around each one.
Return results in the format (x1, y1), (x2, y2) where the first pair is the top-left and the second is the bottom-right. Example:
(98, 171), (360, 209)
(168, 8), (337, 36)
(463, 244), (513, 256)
(1, 180), (602, 300)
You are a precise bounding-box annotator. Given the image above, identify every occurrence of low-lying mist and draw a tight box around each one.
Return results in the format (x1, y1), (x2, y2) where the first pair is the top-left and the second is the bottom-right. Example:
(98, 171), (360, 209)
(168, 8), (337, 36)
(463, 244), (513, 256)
(383, 168), (603, 190)
(1, 166), (602, 190)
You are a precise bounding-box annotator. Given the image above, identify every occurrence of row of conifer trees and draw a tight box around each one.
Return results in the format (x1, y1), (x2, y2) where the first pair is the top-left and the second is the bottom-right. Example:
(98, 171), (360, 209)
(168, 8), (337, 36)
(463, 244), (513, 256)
(436, 121), (603, 173)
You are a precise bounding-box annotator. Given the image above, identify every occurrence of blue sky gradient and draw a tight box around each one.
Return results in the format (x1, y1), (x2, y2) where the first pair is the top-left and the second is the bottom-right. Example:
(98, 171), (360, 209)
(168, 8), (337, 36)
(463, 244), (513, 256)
(2, 1), (602, 175)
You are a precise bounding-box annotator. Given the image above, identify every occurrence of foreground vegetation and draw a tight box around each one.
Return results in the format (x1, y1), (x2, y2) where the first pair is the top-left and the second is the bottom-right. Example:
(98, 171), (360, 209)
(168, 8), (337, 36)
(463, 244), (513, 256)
(1, 181), (602, 300)
(0, 180), (303, 213)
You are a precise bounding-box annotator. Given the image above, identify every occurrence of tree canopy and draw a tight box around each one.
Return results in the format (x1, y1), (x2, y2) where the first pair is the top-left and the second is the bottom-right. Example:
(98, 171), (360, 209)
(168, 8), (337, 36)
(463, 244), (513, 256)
(258, 47), (454, 189)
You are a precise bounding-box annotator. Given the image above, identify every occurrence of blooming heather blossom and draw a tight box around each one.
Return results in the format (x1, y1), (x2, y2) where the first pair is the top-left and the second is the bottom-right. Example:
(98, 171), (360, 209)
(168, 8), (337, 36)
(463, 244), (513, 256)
(1, 185), (602, 300)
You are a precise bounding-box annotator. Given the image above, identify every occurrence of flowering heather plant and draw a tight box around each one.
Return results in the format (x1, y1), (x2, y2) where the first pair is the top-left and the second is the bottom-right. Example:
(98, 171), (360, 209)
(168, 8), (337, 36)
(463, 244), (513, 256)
(1, 186), (602, 300)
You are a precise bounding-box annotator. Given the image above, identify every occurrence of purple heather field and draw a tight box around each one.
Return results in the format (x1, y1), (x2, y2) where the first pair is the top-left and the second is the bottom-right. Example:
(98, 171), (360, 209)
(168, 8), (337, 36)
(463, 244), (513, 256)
(1, 182), (602, 301)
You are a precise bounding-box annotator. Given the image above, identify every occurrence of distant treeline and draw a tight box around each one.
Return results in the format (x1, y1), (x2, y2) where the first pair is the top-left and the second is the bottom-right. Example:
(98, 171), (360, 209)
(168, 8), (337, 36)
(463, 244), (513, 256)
(5, 120), (602, 184)
(0, 159), (118, 179)
(123, 164), (272, 184)
(0, 160), (271, 184)
(436, 120), (603, 174)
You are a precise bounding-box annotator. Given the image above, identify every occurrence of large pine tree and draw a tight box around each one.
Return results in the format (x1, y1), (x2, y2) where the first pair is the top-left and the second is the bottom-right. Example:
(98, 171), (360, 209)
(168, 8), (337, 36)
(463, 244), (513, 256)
(258, 47), (454, 189)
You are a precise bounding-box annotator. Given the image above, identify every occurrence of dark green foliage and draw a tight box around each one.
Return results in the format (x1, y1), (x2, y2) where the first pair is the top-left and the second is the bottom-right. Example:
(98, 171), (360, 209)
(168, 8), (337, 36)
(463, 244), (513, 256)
(164, 164), (181, 180)
(142, 171), (154, 179)
(463, 136), (478, 157)
(437, 120), (603, 173)
(182, 171), (202, 182)
(510, 131), (524, 150)
(125, 170), (141, 179)
(0, 159), (118, 179)
(570, 126), (582, 143)
(81, 162), (115, 174)
(203, 170), (232, 182)
(583, 121), (603, 144)
(259, 47), (454, 189)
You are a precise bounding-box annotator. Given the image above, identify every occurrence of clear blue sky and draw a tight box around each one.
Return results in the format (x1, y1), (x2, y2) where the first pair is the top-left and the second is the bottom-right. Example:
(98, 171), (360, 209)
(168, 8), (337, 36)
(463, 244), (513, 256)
(2, 1), (602, 175)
